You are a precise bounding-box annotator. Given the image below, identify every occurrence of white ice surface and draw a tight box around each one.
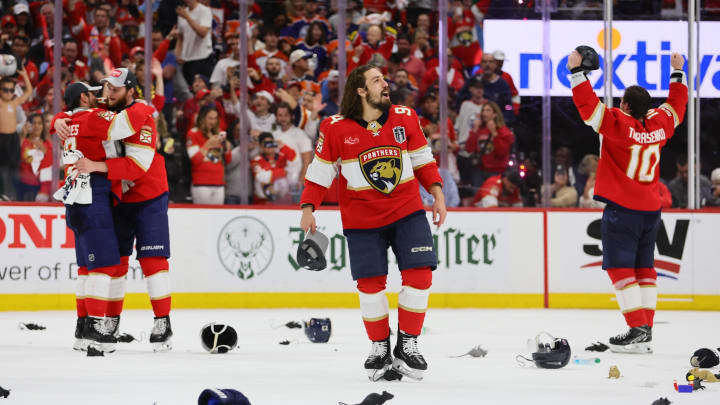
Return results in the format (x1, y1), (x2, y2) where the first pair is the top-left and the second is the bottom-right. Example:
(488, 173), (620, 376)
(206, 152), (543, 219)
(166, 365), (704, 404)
(1, 309), (718, 404)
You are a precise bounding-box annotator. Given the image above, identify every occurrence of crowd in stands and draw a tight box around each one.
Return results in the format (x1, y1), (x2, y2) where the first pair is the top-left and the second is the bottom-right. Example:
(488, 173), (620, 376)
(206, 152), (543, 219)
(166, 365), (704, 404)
(0, 0), (718, 209)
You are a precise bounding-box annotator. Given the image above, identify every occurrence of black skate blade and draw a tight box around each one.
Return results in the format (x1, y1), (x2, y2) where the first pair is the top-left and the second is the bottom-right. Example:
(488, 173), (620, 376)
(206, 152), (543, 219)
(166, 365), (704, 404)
(392, 358), (424, 381)
(86, 346), (104, 357)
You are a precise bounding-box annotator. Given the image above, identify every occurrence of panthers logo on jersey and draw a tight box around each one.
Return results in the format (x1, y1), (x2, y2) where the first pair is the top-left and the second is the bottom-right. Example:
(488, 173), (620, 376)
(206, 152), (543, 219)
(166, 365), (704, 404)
(359, 146), (402, 194)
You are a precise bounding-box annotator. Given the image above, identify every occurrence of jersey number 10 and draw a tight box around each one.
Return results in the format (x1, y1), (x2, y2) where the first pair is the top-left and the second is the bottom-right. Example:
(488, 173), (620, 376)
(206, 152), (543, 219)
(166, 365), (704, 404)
(626, 144), (660, 183)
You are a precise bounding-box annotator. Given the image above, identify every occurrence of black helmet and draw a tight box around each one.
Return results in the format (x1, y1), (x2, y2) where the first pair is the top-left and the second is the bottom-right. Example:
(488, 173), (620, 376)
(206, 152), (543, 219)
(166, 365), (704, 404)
(575, 45), (600, 73)
(531, 333), (571, 369)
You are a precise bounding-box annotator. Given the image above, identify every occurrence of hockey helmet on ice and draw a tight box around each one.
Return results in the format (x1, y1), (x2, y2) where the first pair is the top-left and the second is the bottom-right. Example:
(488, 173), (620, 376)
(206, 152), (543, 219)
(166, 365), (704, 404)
(296, 230), (329, 271)
(304, 318), (331, 343)
(531, 332), (571, 369)
(200, 323), (238, 353)
(197, 388), (250, 405)
(690, 347), (720, 368)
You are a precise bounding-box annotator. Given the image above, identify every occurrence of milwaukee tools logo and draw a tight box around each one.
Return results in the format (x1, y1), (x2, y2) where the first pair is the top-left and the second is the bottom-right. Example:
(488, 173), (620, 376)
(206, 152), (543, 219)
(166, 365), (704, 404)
(581, 218), (689, 279)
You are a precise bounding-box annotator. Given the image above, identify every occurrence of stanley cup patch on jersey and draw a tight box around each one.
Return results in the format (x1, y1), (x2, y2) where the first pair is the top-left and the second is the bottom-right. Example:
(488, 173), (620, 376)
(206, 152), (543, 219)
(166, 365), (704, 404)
(393, 126), (406, 144)
(359, 146), (403, 194)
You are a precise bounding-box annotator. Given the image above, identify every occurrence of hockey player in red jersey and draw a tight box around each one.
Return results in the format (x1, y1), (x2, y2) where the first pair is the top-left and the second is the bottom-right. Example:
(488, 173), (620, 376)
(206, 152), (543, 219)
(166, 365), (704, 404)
(569, 50), (687, 353)
(54, 82), (146, 353)
(57, 69), (173, 352)
(300, 65), (447, 381)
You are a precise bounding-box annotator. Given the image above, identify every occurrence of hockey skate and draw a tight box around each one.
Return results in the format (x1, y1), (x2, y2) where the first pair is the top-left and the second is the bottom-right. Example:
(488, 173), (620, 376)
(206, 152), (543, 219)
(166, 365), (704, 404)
(364, 337), (393, 382)
(150, 316), (173, 352)
(392, 330), (427, 381)
(608, 325), (652, 354)
(73, 317), (88, 351)
(83, 316), (118, 353)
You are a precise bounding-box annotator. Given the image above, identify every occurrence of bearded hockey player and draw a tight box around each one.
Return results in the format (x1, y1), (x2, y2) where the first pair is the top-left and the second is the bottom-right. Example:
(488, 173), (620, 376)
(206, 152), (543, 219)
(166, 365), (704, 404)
(569, 50), (687, 354)
(299, 65), (447, 381)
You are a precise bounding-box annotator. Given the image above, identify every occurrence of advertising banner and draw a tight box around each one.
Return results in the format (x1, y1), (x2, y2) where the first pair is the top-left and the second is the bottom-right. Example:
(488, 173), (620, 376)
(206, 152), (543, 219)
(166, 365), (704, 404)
(0, 206), (544, 296)
(484, 20), (720, 98)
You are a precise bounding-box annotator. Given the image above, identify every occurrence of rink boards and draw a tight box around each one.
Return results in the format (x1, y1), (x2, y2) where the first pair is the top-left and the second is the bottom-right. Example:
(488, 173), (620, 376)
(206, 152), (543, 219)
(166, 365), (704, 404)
(0, 204), (718, 310)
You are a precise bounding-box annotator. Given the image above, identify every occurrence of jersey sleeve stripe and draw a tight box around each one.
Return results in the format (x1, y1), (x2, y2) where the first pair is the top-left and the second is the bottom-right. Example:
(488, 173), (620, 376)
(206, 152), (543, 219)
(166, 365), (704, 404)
(187, 145), (200, 158)
(659, 103), (679, 128)
(584, 102), (606, 132)
(106, 110), (135, 141)
(408, 146), (435, 168)
(125, 144), (154, 171)
(123, 141), (154, 150)
(305, 157), (336, 188)
(313, 155), (334, 165)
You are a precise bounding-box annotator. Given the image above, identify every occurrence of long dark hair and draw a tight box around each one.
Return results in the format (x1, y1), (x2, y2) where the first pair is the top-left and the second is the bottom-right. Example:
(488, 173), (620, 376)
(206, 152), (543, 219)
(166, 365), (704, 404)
(340, 64), (377, 122)
(196, 105), (219, 137)
(304, 21), (327, 46)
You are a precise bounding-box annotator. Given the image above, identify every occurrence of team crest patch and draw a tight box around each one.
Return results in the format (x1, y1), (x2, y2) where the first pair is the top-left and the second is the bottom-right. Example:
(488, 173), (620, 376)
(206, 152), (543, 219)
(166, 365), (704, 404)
(393, 126), (406, 144)
(140, 129), (152, 144)
(359, 146), (403, 194)
(366, 120), (382, 136)
(97, 110), (116, 121)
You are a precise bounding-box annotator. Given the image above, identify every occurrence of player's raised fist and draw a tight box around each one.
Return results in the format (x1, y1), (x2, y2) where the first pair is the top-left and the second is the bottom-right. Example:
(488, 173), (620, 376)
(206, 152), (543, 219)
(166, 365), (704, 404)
(671, 53), (684, 70)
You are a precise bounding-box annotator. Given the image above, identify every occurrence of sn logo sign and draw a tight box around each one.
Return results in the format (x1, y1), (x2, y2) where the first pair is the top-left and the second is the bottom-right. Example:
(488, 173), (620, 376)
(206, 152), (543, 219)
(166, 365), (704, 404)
(582, 218), (689, 277)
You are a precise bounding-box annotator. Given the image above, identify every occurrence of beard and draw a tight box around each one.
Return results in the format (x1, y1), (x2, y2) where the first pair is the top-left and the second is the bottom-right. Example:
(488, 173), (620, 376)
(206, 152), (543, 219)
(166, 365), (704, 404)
(367, 88), (391, 111)
(107, 90), (129, 111)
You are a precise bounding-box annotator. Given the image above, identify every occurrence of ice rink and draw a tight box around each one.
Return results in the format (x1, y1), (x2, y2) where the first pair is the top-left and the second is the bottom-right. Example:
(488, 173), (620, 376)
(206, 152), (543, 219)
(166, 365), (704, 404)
(1, 308), (718, 404)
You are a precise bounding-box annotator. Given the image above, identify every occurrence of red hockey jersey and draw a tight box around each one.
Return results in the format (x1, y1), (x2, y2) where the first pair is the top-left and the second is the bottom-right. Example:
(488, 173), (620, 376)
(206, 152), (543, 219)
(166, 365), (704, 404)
(104, 102), (169, 203)
(571, 69), (688, 212)
(301, 105), (443, 230)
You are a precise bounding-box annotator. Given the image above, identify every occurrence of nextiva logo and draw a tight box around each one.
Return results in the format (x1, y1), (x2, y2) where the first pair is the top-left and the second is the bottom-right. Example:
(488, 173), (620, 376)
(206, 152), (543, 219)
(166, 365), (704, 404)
(581, 218), (689, 279)
(519, 27), (720, 92)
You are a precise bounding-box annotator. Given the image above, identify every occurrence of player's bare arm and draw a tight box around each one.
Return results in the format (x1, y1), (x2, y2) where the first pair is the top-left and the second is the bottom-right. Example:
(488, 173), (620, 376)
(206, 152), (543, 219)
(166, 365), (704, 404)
(429, 184), (447, 228)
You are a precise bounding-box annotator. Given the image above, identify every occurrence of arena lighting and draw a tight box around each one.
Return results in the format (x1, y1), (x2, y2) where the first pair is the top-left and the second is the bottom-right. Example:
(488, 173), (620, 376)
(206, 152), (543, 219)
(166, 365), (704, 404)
(508, 161), (514, 166)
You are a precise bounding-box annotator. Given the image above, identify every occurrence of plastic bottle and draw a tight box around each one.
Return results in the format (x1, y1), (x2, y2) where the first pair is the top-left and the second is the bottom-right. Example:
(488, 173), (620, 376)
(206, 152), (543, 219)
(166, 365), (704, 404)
(572, 356), (601, 365)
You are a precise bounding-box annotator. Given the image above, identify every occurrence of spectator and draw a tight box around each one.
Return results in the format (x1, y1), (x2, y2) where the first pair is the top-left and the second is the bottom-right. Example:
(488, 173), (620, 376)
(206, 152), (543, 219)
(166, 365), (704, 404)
(288, 49), (316, 82)
(455, 75), (486, 184)
(225, 119), (254, 205)
(176, 0), (214, 86)
(16, 113), (52, 202)
(273, 102), (312, 197)
(186, 105), (233, 205)
(319, 69), (340, 118)
(1, 15), (18, 53)
(0, 71), (32, 200)
(251, 132), (296, 204)
(389, 68), (417, 93)
(707, 168), (720, 207)
(210, 31), (241, 90)
(10, 35), (38, 86)
(12, 3), (33, 38)
(420, 167), (461, 208)
(248, 91), (276, 134)
(254, 29), (288, 78)
(69, 6), (123, 68)
(544, 165), (578, 207)
(295, 21), (329, 76)
(472, 169), (523, 208)
(493, 50), (520, 116)
(419, 92), (460, 180)
(480, 52), (513, 124)
(465, 101), (514, 186)
(265, 56), (287, 89)
(62, 38), (89, 82)
(668, 154), (713, 207)
(553, 146), (577, 190)
(394, 33), (425, 84)
(577, 155), (604, 208)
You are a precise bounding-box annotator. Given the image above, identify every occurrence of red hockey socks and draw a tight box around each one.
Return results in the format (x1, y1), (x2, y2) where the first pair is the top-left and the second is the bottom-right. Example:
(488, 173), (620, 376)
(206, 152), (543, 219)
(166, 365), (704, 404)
(84, 266), (115, 317)
(398, 267), (432, 336)
(140, 257), (171, 317)
(107, 257), (129, 317)
(607, 267), (647, 328)
(635, 267), (658, 327)
(75, 266), (88, 317)
(357, 275), (390, 341)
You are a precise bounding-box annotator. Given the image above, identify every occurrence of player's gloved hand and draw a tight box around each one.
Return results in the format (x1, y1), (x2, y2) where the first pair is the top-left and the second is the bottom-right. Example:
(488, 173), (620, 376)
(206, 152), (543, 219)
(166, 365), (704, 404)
(55, 118), (71, 141)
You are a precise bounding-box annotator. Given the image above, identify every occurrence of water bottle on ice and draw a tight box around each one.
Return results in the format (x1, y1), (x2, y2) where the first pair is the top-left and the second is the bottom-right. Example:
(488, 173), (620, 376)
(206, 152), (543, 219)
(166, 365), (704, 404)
(572, 356), (600, 365)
